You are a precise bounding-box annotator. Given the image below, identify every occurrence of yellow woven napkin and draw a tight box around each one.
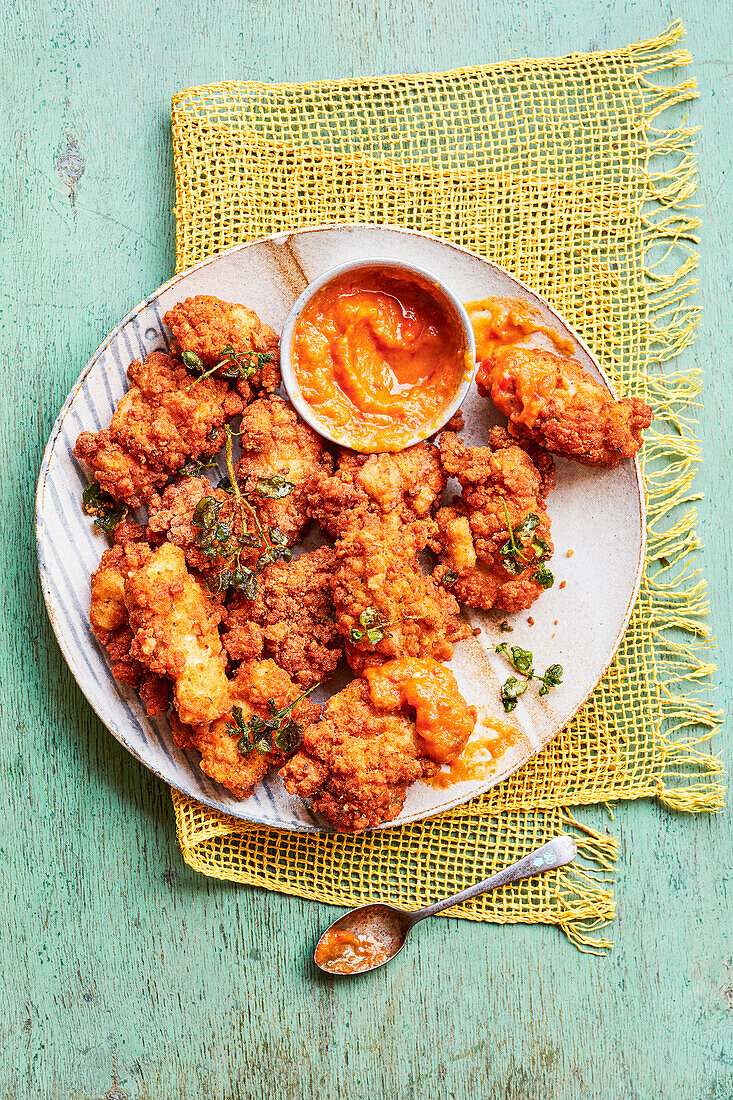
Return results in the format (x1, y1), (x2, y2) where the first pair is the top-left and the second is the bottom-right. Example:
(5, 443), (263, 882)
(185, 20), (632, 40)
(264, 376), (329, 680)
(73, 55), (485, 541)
(169, 21), (723, 951)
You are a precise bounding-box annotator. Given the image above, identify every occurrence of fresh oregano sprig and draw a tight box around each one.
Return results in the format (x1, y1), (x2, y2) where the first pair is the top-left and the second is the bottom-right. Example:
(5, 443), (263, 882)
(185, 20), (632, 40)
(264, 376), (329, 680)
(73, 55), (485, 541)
(499, 500), (555, 589)
(183, 345), (275, 390)
(495, 642), (563, 712)
(82, 481), (128, 535)
(191, 425), (293, 597)
(227, 685), (318, 756)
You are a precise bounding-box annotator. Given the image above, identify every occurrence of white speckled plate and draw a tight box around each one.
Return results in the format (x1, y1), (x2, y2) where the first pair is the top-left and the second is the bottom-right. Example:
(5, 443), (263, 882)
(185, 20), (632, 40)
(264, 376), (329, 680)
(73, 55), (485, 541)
(36, 225), (645, 832)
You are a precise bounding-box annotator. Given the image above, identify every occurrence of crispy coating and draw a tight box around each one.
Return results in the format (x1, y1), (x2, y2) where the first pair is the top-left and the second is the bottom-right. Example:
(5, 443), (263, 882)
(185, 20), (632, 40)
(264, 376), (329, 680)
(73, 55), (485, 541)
(89, 522), (171, 715)
(125, 542), (229, 727)
(236, 396), (333, 543)
(147, 475), (261, 583)
(308, 441), (445, 544)
(163, 294), (281, 401)
(74, 351), (243, 507)
(481, 346), (653, 468)
(430, 430), (554, 613)
(280, 678), (437, 832)
(222, 548), (342, 688)
(332, 512), (469, 673)
(173, 659), (320, 800)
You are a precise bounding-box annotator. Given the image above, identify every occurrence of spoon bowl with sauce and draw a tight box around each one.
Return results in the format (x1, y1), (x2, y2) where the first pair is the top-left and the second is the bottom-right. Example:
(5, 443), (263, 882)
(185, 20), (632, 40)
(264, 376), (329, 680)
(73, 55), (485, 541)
(280, 259), (476, 453)
(314, 834), (577, 976)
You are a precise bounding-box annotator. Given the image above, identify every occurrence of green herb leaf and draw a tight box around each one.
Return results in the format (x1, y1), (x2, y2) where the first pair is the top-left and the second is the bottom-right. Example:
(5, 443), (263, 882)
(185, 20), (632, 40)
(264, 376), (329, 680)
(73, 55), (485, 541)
(509, 645), (534, 675)
(255, 474), (296, 499)
(81, 481), (128, 534)
(180, 457), (219, 477)
(495, 641), (563, 709)
(532, 564), (555, 589)
(500, 677), (529, 713)
(216, 346), (276, 382)
(514, 513), (540, 538)
(531, 535), (551, 559)
(181, 350), (204, 373)
(539, 664), (564, 696)
(231, 567), (258, 600)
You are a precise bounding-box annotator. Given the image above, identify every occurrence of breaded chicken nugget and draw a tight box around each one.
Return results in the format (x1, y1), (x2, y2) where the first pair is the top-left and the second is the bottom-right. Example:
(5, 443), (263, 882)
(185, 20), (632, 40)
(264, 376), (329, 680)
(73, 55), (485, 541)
(430, 429), (555, 613)
(173, 659), (320, 800)
(479, 346), (652, 468)
(124, 542), (229, 726)
(89, 521), (171, 715)
(236, 396), (333, 543)
(308, 441), (445, 544)
(74, 351), (243, 507)
(332, 513), (469, 674)
(163, 295), (281, 401)
(222, 547), (342, 688)
(280, 678), (437, 832)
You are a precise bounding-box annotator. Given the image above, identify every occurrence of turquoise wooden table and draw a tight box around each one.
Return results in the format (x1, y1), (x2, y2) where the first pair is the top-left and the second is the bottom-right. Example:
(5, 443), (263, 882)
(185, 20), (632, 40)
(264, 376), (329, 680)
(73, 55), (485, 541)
(2, 1), (730, 1096)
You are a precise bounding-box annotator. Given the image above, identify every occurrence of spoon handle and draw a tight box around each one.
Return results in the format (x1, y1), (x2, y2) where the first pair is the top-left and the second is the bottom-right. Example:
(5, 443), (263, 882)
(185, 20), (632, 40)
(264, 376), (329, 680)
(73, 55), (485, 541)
(409, 835), (577, 923)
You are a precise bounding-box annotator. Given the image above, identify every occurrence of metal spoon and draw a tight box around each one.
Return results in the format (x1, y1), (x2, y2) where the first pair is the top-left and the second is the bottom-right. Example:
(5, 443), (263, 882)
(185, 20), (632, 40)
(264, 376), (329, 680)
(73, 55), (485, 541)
(314, 834), (577, 976)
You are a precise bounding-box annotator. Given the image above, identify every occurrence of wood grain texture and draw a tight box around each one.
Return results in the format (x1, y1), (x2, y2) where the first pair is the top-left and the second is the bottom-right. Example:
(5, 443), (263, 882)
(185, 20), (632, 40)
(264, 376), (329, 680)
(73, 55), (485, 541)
(1, 1), (730, 1097)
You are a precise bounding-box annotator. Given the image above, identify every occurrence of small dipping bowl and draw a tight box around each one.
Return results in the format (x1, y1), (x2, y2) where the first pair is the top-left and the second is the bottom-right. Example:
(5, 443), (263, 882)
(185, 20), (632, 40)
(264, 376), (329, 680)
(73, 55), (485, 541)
(280, 258), (476, 453)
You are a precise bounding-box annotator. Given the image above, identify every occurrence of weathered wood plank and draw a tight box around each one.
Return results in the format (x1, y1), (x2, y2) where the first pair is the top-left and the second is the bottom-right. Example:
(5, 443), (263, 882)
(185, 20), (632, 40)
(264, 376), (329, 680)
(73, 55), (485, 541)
(1, 0), (730, 1096)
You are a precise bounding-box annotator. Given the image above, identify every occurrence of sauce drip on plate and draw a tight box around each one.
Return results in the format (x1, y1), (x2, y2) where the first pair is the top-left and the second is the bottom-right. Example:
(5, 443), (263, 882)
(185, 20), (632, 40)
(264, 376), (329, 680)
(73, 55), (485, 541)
(292, 267), (470, 452)
(467, 296), (575, 396)
(363, 658), (477, 764)
(426, 715), (519, 789)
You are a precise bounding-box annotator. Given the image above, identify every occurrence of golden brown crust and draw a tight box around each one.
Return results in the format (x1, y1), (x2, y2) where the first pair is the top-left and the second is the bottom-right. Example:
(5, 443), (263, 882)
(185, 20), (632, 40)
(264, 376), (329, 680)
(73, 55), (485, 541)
(177, 659), (320, 800)
(307, 441), (445, 544)
(89, 523), (170, 715)
(331, 512), (469, 671)
(163, 295), (281, 401)
(222, 547), (342, 688)
(124, 542), (229, 727)
(280, 678), (437, 832)
(236, 396), (333, 543)
(430, 431), (554, 613)
(482, 346), (653, 468)
(74, 351), (243, 507)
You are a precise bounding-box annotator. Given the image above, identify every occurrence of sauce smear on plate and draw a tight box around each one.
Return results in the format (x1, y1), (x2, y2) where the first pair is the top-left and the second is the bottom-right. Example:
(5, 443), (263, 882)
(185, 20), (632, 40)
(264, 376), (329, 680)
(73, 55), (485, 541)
(292, 267), (469, 451)
(467, 295), (575, 395)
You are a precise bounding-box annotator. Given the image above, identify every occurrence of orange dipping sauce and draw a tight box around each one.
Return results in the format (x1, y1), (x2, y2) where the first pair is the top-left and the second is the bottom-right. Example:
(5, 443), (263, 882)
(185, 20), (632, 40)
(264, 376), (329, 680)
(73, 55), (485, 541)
(315, 929), (392, 974)
(363, 658), (477, 764)
(291, 267), (471, 452)
(466, 296), (575, 396)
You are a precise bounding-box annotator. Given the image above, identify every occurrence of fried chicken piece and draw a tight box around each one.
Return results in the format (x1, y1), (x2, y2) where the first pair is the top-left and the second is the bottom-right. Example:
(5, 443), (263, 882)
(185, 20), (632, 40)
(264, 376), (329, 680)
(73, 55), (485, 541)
(173, 659), (320, 800)
(280, 678), (437, 832)
(89, 521), (171, 715)
(146, 475), (260, 584)
(308, 441), (446, 544)
(236, 396), (333, 543)
(163, 294), (281, 401)
(479, 346), (653, 468)
(74, 351), (244, 507)
(430, 429), (554, 613)
(332, 512), (469, 674)
(125, 542), (229, 726)
(222, 548), (342, 688)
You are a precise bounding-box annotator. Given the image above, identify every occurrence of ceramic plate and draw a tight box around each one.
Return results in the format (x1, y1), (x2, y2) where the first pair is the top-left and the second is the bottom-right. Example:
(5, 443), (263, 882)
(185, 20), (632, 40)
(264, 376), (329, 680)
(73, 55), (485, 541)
(36, 225), (645, 832)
